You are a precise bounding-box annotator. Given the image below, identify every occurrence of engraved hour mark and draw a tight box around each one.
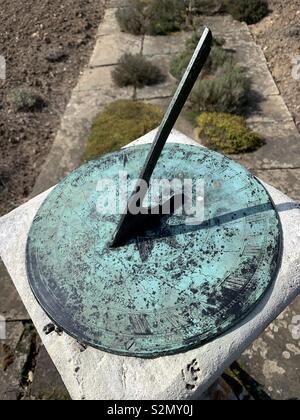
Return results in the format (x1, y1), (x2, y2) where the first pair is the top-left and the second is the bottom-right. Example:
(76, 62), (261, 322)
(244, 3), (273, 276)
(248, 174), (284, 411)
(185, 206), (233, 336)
(244, 246), (262, 256)
(165, 313), (186, 330)
(129, 314), (152, 335)
(223, 276), (245, 292)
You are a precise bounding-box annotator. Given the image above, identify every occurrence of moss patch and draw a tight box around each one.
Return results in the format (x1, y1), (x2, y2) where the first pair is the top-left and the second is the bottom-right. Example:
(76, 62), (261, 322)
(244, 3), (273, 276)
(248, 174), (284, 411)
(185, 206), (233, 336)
(112, 54), (165, 88)
(84, 100), (163, 161)
(196, 112), (265, 154)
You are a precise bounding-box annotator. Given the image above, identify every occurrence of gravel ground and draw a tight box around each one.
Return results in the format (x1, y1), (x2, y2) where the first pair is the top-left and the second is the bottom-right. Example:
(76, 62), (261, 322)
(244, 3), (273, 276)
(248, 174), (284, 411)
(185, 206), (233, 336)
(0, 0), (105, 216)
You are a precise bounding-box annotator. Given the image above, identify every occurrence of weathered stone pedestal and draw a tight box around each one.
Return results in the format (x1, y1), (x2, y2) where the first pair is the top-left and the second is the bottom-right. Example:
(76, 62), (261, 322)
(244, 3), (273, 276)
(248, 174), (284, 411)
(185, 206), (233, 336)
(0, 130), (299, 400)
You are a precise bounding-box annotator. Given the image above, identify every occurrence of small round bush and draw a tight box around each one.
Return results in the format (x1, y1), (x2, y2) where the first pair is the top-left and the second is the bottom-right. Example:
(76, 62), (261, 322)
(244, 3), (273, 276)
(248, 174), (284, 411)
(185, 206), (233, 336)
(10, 89), (46, 112)
(84, 100), (163, 161)
(170, 32), (232, 80)
(145, 0), (186, 35)
(189, 62), (251, 116)
(116, 0), (147, 35)
(116, 0), (186, 36)
(224, 0), (269, 25)
(196, 112), (264, 154)
(112, 54), (165, 88)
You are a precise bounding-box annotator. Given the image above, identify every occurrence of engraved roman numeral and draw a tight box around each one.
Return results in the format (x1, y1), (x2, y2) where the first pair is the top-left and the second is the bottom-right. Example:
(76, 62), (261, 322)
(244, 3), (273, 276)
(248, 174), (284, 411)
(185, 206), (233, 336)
(233, 182), (252, 193)
(223, 276), (245, 292)
(125, 339), (135, 351)
(244, 246), (262, 256)
(129, 314), (152, 335)
(165, 313), (187, 330)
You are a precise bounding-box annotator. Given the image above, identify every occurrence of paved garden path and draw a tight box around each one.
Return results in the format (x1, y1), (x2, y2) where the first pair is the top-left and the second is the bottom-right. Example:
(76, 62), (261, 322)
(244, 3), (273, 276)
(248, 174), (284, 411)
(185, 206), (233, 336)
(1, 0), (299, 399)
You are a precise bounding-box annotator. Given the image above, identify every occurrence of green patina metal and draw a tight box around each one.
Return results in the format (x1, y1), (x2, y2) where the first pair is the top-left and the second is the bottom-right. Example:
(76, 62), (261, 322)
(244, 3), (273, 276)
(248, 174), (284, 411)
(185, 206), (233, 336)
(26, 143), (282, 358)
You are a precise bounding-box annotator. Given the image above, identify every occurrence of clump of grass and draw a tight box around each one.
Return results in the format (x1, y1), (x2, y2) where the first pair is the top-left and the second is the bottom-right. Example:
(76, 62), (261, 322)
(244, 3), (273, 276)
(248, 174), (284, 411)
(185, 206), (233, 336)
(84, 100), (163, 161)
(224, 0), (269, 25)
(112, 53), (165, 88)
(189, 62), (251, 116)
(196, 112), (265, 154)
(10, 89), (46, 112)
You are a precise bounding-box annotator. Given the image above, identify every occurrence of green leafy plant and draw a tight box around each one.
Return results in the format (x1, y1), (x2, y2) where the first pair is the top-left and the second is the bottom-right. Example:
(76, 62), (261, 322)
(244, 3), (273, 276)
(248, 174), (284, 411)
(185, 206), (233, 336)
(170, 32), (250, 116)
(146, 0), (187, 35)
(224, 0), (269, 24)
(10, 89), (46, 112)
(170, 32), (231, 80)
(189, 62), (251, 116)
(116, 0), (187, 35)
(112, 53), (165, 88)
(84, 100), (163, 161)
(196, 112), (264, 154)
(116, 0), (147, 35)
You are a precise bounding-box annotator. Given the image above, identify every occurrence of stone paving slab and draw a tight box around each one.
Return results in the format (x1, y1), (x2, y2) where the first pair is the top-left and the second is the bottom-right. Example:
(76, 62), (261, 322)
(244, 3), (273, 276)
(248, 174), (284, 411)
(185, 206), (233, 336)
(225, 41), (280, 96)
(1, 130), (300, 400)
(96, 8), (119, 37)
(74, 65), (133, 96)
(143, 32), (190, 57)
(107, 0), (129, 8)
(90, 33), (143, 67)
(203, 15), (251, 39)
(239, 295), (300, 400)
(247, 94), (294, 124)
(233, 121), (300, 171)
(136, 55), (176, 100)
(253, 169), (300, 203)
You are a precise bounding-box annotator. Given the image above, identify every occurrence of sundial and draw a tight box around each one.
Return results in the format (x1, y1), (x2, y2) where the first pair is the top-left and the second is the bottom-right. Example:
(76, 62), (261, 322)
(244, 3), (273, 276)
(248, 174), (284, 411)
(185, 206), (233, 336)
(26, 29), (282, 358)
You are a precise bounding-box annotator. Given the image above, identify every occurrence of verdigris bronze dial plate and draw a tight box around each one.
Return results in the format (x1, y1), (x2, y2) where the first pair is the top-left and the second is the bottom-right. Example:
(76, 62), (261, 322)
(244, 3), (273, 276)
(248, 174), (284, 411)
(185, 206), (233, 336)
(26, 143), (282, 358)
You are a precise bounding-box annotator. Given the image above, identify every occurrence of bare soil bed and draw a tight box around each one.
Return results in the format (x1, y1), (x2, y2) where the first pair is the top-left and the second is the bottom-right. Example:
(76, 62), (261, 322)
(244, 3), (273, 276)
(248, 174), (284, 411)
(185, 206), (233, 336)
(0, 0), (105, 216)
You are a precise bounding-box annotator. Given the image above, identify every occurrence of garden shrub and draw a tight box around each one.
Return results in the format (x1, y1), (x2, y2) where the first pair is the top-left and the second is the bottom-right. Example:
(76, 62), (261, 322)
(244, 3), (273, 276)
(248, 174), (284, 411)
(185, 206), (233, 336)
(84, 100), (163, 161)
(146, 0), (187, 35)
(112, 53), (165, 88)
(189, 62), (251, 116)
(116, 0), (147, 35)
(170, 32), (231, 80)
(196, 112), (264, 154)
(116, 0), (186, 36)
(224, 0), (269, 25)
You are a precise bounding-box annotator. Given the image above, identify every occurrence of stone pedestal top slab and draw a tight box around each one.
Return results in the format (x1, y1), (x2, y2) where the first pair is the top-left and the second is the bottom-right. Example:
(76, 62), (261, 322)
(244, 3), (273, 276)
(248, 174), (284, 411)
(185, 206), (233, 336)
(0, 130), (299, 400)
